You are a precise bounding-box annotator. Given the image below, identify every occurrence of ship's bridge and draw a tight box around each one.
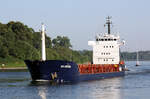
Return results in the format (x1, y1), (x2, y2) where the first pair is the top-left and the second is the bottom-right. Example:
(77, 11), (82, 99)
(88, 34), (122, 65)
(95, 34), (120, 42)
(88, 17), (124, 65)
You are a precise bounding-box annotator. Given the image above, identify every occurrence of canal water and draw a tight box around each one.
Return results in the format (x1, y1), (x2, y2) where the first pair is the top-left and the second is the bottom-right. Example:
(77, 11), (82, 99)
(0, 61), (150, 99)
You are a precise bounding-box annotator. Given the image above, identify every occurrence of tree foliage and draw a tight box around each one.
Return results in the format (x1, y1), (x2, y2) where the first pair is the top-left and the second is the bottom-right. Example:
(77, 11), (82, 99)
(52, 36), (72, 48)
(0, 21), (92, 64)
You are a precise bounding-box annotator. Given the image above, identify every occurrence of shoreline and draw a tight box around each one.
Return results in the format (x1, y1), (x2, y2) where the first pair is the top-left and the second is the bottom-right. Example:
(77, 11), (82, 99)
(0, 67), (27, 70)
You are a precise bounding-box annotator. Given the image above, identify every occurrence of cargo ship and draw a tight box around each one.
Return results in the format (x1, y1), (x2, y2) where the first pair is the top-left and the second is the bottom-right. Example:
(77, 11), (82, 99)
(25, 17), (126, 83)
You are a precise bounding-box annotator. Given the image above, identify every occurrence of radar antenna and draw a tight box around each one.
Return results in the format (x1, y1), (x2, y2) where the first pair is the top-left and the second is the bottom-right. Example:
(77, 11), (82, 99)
(104, 16), (112, 35)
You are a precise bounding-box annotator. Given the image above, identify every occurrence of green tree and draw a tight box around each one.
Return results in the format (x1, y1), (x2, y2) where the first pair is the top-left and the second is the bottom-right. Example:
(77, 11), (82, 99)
(52, 36), (72, 48)
(0, 21), (94, 65)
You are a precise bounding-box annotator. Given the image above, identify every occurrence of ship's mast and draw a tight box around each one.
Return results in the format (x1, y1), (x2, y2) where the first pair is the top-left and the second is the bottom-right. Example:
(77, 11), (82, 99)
(105, 16), (112, 35)
(41, 23), (46, 61)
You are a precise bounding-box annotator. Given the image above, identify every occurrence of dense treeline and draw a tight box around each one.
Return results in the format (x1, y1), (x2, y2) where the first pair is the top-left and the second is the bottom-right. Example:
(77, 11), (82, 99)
(0, 21), (92, 66)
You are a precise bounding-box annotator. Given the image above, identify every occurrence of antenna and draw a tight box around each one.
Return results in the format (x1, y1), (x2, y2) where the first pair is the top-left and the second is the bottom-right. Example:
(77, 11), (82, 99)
(105, 16), (112, 35)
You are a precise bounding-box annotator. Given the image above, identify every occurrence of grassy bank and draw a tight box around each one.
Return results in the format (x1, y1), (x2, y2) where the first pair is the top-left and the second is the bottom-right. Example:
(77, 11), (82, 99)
(0, 57), (26, 68)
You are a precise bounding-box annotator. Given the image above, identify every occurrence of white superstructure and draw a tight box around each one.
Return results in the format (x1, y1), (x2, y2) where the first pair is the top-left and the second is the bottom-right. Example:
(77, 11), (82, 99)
(88, 17), (125, 64)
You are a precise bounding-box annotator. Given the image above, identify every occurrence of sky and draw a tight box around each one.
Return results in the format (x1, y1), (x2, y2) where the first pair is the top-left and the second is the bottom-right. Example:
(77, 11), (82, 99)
(0, 0), (150, 52)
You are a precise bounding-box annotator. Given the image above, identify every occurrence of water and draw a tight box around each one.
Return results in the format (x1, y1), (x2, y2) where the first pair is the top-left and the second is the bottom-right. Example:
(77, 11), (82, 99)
(0, 61), (150, 99)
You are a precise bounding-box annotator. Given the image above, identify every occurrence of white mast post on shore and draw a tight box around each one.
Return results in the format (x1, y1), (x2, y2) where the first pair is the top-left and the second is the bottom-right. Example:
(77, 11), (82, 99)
(41, 23), (46, 61)
(136, 51), (139, 66)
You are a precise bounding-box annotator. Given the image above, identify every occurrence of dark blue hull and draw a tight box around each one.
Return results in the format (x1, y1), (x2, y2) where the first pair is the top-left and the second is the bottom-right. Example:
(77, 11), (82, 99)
(24, 60), (125, 83)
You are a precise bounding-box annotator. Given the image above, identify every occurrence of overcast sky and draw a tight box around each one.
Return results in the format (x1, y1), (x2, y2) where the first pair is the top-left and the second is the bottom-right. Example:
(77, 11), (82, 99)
(0, 0), (150, 52)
